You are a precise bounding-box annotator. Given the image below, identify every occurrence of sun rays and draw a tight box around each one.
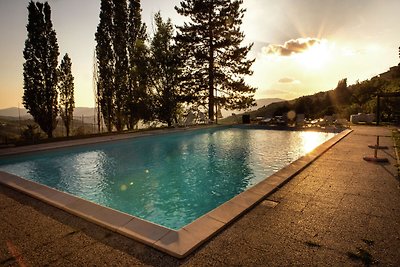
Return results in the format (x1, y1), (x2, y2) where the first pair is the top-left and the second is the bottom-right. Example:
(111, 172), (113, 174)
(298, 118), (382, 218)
(294, 39), (334, 70)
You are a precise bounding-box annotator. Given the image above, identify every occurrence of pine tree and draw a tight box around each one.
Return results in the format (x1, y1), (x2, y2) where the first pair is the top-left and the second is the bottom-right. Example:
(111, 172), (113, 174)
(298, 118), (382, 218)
(23, 1), (59, 138)
(58, 53), (75, 137)
(95, 0), (115, 132)
(150, 12), (182, 127)
(176, 0), (256, 122)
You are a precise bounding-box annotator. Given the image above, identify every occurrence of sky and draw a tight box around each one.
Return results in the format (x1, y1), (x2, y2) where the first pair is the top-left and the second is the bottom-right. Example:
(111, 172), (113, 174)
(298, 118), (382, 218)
(0, 0), (400, 109)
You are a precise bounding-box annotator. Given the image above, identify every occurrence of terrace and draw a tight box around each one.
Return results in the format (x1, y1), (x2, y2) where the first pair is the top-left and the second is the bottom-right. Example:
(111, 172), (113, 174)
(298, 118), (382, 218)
(0, 125), (399, 266)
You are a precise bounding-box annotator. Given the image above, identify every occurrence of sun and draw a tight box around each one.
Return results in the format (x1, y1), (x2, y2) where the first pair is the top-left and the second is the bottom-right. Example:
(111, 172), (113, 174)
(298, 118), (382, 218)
(295, 39), (333, 70)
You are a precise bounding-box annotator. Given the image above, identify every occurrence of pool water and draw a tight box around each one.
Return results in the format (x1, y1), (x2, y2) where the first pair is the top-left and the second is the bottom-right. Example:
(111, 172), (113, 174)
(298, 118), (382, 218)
(0, 126), (335, 229)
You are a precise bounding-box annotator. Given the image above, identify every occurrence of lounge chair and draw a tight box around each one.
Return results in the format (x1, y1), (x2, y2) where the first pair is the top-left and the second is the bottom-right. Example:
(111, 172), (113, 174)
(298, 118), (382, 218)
(184, 111), (195, 127)
(198, 111), (207, 124)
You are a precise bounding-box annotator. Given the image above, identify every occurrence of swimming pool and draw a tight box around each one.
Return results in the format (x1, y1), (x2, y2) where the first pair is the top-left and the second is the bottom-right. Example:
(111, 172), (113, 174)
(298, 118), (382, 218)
(0, 126), (335, 230)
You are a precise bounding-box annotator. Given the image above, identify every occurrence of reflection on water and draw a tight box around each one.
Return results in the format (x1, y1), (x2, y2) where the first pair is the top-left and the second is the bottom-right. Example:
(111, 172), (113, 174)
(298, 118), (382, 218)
(60, 150), (110, 202)
(300, 131), (331, 153)
(0, 127), (335, 229)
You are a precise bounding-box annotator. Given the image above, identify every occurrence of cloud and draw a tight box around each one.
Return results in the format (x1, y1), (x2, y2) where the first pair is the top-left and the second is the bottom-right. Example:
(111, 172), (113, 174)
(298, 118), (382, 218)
(252, 41), (270, 53)
(278, 77), (301, 84)
(263, 38), (321, 56)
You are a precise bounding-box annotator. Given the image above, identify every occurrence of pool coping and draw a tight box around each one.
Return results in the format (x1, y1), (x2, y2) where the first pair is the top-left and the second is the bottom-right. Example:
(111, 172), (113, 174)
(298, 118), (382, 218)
(0, 128), (352, 258)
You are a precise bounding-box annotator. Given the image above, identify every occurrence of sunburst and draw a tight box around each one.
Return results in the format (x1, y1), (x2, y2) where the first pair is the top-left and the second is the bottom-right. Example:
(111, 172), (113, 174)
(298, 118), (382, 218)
(295, 39), (333, 70)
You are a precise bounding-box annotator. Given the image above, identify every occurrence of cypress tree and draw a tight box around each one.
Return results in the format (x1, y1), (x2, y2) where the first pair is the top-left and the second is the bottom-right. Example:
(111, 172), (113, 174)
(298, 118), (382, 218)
(150, 12), (182, 127)
(58, 53), (75, 137)
(95, 0), (115, 132)
(23, 1), (59, 138)
(96, 0), (150, 131)
(113, 0), (129, 131)
(176, 0), (256, 122)
(126, 0), (151, 129)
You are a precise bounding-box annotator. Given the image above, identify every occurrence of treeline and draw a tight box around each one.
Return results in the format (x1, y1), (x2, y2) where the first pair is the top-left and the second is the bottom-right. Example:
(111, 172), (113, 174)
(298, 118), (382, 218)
(252, 71), (400, 122)
(22, 0), (256, 138)
(94, 0), (255, 132)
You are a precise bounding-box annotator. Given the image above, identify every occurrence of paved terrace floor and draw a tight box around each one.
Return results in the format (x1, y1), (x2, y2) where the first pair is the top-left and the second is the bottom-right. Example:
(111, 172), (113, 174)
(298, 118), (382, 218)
(0, 125), (399, 266)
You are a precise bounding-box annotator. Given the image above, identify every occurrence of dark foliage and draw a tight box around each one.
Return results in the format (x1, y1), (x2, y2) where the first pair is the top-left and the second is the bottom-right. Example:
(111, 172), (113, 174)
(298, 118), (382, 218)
(126, 0), (151, 129)
(176, 0), (256, 121)
(23, 1), (59, 138)
(57, 53), (75, 137)
(248, 69), (400, 123)
(95, 0), (150, 132)
(150, 12), (183, 127)
(113, 0), (129, 131)
(95, 0), (115, 132)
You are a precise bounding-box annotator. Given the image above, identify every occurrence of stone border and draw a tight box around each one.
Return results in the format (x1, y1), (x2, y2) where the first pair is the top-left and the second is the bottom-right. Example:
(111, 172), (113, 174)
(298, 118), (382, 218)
(0, 128), (352, 258)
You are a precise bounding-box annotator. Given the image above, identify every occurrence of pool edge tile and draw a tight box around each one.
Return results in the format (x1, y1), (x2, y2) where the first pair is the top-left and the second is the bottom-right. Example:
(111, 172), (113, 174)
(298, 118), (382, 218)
(155, 214), (227, 258)
(89, 207), (134, 230)
(206, 200), (247, 224)
(183, 215), (225, 240)
(0, 171), (39, 190)
(0, 171), (60, 202)
(65, 198), (104, 219)
(153, 229), (194, 258)
(230, 188), (265, 208)
(118, 218), (171, 246)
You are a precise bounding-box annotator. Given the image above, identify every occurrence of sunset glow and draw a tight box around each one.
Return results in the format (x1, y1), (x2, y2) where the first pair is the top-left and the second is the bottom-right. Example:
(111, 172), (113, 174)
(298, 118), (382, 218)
(294, 39), (333, 70)
(0, 0), (400, 108)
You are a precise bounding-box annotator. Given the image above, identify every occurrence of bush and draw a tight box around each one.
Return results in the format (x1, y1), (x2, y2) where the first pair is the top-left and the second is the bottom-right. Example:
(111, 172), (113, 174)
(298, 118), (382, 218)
(20, 124), (41, 144)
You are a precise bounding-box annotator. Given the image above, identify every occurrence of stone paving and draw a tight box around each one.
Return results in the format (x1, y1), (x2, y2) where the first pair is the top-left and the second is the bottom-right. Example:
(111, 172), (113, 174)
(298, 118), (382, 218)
(1, 125), (399, 266)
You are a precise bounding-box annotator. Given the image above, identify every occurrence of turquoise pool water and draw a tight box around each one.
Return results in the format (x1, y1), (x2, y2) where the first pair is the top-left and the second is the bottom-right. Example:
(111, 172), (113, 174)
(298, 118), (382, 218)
(0, 126), (335, 229)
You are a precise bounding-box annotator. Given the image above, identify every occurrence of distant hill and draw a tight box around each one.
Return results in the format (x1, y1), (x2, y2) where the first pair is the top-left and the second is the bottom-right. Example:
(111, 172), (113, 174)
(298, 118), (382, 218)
(0, 107), (30, 118)
(0, 107), (97, 119)
(254, 98), (286, 109)
(220, 98), (285, 118)
(0, 98), (285, 120)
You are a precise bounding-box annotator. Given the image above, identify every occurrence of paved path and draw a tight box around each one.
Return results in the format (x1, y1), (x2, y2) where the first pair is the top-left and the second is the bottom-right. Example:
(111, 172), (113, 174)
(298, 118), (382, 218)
(1, 126), (399, 266)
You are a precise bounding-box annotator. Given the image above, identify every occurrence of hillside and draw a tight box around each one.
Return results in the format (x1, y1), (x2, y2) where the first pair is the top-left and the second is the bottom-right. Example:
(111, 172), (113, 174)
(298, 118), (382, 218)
(0, 107), (30, 118)
(223, 66), (400, 124)
(220, 98), (284, 117)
